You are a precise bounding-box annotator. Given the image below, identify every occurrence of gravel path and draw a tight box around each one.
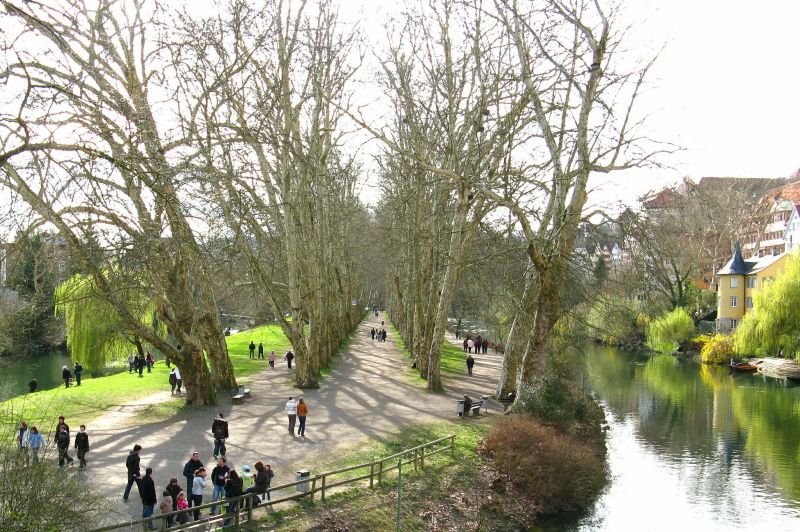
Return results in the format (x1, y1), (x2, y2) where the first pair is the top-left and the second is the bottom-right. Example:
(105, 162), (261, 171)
(75, 314), (502, 525)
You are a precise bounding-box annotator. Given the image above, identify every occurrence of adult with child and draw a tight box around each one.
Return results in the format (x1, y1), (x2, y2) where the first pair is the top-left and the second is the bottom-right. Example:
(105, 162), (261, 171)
(56, 424), (74, 467)
(244, 461), (273, 504)
(183, 451), (204, 509)
(211, 412), (229, 458)
(141, 467), (158, 529)
(191, 467), (208, 520)
(74, 361), (83, 386)
(74, 424), (89, 469)
(210, 456), (230, 516)
(123, 444), (142, 502)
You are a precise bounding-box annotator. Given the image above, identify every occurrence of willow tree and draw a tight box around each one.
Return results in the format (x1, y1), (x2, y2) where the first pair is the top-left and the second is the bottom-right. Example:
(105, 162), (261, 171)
(735, 254), (800, 358)
(0, 0), (235, 405)
(55, 273), (165, 374)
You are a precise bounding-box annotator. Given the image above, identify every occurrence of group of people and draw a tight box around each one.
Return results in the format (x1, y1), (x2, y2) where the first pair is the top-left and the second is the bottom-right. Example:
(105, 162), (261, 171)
(59, 361), (83, 388)
(462, 334), (489, 354)
(128, 352), (157, 376)
(16, 415), (90, 468)
(123, 399), (309, 528)
(247, 342), (295, 369)
(370, 327), (388, 342)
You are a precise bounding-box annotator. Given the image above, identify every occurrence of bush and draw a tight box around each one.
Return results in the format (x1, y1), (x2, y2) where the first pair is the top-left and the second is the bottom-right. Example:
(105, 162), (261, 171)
(646, 307), (696, 353)
(700, 334), (735, 364)
(480, 416), (608, 514)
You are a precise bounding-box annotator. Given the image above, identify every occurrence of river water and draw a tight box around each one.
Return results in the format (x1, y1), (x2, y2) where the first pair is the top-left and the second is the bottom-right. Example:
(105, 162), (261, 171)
(0, 350), (74, 402)
(555, 345), (800, 531)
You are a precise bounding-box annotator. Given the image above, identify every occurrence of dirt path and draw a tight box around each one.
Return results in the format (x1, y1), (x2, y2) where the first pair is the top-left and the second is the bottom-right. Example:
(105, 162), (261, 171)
(78, 314), (501, 525)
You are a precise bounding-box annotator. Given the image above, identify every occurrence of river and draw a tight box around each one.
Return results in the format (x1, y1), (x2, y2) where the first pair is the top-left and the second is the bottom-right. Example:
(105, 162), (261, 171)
(549, 345), (800, 531)
(0, 350), (74, 402)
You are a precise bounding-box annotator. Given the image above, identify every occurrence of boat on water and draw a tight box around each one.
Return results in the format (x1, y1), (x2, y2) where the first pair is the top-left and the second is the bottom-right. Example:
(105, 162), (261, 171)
(730, 360), (758, 372)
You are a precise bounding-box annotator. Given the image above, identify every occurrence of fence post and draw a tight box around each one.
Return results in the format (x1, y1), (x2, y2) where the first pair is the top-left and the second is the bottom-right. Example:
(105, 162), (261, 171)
(421, 445), (425, 469)
(396, 459), (402, 532)
(378, 460), (383, 485)
(321, 474), (327, 502)
(235, 499), (241, 527)
(311, 476), (318, 501)
(451, 435), (456, 456)
(370, 463), (375, 488)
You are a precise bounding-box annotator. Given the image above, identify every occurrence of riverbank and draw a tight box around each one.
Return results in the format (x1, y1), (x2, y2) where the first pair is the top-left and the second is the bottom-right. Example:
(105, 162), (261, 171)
(0, 324), (292, 430)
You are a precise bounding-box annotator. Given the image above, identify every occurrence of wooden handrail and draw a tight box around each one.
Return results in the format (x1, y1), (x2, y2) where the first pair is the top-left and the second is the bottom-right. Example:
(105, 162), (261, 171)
(91, 434), (456, 531)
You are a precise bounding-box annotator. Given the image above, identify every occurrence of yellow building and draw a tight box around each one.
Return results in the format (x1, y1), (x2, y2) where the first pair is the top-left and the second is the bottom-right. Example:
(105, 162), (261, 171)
(716, 242), (787, 332)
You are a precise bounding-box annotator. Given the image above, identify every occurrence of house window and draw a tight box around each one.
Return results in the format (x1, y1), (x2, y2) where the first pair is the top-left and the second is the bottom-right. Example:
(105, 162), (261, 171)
(730, 319), (737, 330)
(730, 296), (737, 308)
(730, 277), (738, 288)
(746, 277), (757, 288)
(746, 297), (753, 309)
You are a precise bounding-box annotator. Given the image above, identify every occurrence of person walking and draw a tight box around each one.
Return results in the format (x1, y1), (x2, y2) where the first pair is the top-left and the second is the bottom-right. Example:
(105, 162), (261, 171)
(169, 369), (178, 395)
(123, 444), (142, 502)
(128, 353), (135, 373)
(159, 490), (174, 528)
(28, 377), (37, 393)
(210, 457), (229, 516)
(137, 354), (145, 377)
(191, 468), (208, 520)
(371, 327), (376, 340)
(141, 467), (158, 529)
(482, 338), (489, 354)
(467, 338), (473, 354)
(55, 415), (70, 439)
(248, 341), (256, 359)
(285, 396), (298, 435)
(466, 354), (475, 376)
(28, 426), (44, 461)
(17, 421), (29, 450)
(257, 342), (264, 359)
(145, 351), (153, 373)
(62, 365), (72, 388)
(183, 452), (204, 509)
(74, 424), (89, 469)
(463, 338), (468, 352)
(173, 367), (183, 394)
(211, 412), (229, 458)
(223, 469), (243, 526)
(269, 350), (276, 368)
(297, 398), (308, 438)
(56, 425), (74, 467)
(74, 361), (83, 386)
(285, 351), (294, 369)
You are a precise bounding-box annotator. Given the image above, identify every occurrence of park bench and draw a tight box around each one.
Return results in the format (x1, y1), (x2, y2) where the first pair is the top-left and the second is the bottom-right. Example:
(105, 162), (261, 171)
(231, 385), (251, 405)
(457, 398), (484, 417)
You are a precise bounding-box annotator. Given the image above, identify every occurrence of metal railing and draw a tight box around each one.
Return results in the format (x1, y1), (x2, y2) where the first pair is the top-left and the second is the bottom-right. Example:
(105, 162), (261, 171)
(92, 434), (456, 531)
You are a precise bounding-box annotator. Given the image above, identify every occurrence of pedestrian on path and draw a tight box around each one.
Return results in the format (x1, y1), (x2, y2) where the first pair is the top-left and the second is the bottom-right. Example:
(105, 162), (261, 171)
(159, 491), (174, 528)
(62, 365), (71, 387)
(141, 467), (157, 529)
(297, 398), (308, 438)
(56, 424), (74, 467)
(183, 452), (204, 509)
(29, 426), (44, 461)
(371, 327), (376, 340)
(55, 416), (70, 440)
(463, 339), (468, 352)
(74, 424), (89, 469)
(466, 355), (475, 376)
(258, 342), (264, 359)
(166, 478), (182, 511)
(269, 350), (276, 368)
(285, 351), (294, 369)
(74, 361), (83, 386)
(128, 353), (135, 373)
(210, 457), (229, 515)
(467, 338), (474, 353)
(285, 396), (298, 435)
(191, 467), (208, 520)
(123, 444), (142, 502)
(169, 369), (177, 395)
(17, 421), (29, 450)
(248, 341), (256, 359)
(482, 338), (489, 354)
(172, 367), (183, 394)
(211, 412), (229, 458)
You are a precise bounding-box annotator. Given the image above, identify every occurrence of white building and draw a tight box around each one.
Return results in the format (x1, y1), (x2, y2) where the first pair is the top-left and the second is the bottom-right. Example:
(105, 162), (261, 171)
(784, 205), (800, 252)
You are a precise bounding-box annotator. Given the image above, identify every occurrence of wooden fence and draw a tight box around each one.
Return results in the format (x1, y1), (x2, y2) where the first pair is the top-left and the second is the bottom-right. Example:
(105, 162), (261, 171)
(92, 434), (456, 531)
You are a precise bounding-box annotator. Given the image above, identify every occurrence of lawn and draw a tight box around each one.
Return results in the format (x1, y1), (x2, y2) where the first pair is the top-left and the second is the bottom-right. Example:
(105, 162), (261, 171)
(0, 324), (292, 432)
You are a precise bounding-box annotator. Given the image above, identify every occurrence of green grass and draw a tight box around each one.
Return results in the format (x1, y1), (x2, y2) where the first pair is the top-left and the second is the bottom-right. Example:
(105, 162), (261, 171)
(0, 324), (292, 430)
(441, 341), (467, 375)
(257, 419), (493, 530)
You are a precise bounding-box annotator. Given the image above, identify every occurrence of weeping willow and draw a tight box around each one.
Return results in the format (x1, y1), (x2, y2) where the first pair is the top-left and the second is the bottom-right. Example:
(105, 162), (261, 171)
(735, 253), (800, 359)
(55, 274), (164, 373)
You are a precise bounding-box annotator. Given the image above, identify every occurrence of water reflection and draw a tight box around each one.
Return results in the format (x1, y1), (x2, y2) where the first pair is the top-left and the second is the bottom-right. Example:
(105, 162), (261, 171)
(574, 345), (800, 530)
(0, 350), (73, 402)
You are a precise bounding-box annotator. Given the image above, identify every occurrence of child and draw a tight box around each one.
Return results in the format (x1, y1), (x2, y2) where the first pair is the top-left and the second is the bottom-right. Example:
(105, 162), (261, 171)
(176, 491), (189, 525)
(159, 490), (174, 528)
(74, 424), (89, 469)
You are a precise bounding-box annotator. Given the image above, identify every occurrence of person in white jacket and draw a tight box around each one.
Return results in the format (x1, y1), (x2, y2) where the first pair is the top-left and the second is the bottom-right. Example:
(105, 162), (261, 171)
(17, 421), (29, 449)
(191, 468), (208, 520)
(285, 396), (298, 435)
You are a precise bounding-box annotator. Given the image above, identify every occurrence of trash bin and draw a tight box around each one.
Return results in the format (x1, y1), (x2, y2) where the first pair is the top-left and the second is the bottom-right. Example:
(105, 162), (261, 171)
(296, 469), (311, 492)
(457, 400), (465, 416)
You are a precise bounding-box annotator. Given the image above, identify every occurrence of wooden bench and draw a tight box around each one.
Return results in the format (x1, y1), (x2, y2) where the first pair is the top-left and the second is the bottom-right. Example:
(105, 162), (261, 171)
(457, 398), (484, 417)
(232, 385), (251, 405)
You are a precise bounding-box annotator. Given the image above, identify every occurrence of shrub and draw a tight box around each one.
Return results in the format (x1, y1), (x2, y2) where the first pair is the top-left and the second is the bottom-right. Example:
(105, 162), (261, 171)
(700, 334), (735, 364)
(480, 416), (608, 514)
(646, 307), (696, 353)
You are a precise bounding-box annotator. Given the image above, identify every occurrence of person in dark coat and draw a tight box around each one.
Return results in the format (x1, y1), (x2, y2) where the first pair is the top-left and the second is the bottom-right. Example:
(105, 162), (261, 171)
(371, 328), (376, 340)
(137, 354), (144, 377)
(166, 477), (182, 511)
(140, 467), (158, 528)
(56, 425), (74, 467)
(257, 342), (264, 359)
(54, 416), (70, 442)
(62, 365), (71, 387)
(211, 412), (229, 458)
(285, 351), (294, 369)
(482, 338), (489, 354)
(74, 362), (83, 386)
(244, 461), (274, 503)
(124, 444), (142, 502)
(74, 424), (90, 469)
(248, 341), (256, 359)
(223, 469), (243, 526)
(28, 377), (37, 393)
(182, 452), (204, 509)
(466, 355), (475, 376)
